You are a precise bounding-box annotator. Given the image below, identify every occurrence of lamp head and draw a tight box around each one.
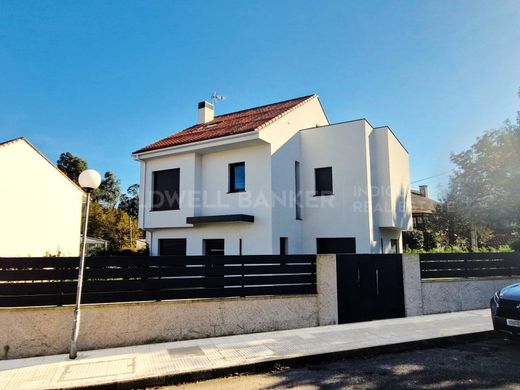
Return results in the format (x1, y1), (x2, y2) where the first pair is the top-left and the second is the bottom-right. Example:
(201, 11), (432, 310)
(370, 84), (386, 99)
(78, 169), (101, 192)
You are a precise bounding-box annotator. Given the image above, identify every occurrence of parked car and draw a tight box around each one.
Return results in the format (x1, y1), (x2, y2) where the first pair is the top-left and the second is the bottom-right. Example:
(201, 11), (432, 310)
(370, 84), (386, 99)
(490, 282), (520, 337)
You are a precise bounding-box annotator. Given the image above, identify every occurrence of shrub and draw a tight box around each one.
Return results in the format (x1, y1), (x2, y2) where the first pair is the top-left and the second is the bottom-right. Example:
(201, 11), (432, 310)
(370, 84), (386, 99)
(511, 239), (520, 252)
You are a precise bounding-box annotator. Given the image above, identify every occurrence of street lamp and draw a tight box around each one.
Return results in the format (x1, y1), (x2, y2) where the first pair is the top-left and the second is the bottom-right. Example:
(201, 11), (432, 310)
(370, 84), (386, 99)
(70, 169), (101, 359)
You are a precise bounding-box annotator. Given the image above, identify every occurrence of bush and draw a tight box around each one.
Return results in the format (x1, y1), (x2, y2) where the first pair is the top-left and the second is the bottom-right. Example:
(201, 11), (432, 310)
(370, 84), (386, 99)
(511, 239), (520, 252)
(403, 230), (424, 250)
(88, 247), (149, 257)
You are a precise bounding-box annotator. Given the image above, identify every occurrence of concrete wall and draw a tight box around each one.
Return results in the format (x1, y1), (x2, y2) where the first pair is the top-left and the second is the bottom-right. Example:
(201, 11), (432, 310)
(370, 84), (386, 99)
(402, 254), (519, 316)
(0, 139), (83, 257)
(0, 256), (338, 359)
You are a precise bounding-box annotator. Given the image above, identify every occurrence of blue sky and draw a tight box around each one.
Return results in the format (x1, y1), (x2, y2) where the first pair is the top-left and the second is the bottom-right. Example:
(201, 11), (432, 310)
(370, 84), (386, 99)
(1, 1), (519, 199)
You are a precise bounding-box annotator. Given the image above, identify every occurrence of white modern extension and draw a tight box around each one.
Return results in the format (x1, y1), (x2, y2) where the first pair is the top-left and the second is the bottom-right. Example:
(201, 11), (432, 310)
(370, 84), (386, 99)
(133, 95), (412, 256)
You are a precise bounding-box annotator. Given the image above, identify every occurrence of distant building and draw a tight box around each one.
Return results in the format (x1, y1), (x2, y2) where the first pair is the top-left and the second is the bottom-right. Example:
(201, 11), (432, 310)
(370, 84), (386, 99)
(84, 236), (109, 252)
(133, 94), (412, 255)
(411, 185), (438, 230)
(0, 137), (83, 257)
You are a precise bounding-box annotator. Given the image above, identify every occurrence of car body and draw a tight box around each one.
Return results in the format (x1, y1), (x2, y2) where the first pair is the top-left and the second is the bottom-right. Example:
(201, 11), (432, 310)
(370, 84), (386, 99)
(490, 282), (520, 337)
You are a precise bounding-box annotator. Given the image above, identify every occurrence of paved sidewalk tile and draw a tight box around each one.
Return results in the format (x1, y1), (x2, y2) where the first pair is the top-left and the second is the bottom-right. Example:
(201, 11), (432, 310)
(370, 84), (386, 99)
(0, 309), (492, 390)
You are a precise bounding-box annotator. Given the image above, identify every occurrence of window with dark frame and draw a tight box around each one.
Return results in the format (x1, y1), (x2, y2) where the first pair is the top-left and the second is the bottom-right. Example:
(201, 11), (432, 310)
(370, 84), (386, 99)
(280, 237), (288, 255)
(204, 239), (225, 256)
(152, 168), (180, 211)
(295, 161), (302, 220)
(229, 162), (245, 192)
(159, 238), (186, 256)
(315, 167), (333, 196)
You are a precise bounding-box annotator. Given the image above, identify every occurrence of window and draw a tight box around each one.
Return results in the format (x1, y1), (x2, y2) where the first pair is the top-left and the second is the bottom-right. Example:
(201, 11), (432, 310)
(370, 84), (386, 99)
(315, 167), (333, 196)
(152, 168), (180, 211)
(159, 239), (186, 256)
(229, 162), (245, 192)
(204, 239), (224, 256)
(280, 237), (288, 255)
(316, 237), (356, 254)
(390, 239), (399, 254)
(295, 161), (302, 220)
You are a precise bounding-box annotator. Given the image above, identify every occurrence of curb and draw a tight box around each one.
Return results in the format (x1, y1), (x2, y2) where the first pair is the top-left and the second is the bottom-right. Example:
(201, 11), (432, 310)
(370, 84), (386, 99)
(65, 330), (495, 390)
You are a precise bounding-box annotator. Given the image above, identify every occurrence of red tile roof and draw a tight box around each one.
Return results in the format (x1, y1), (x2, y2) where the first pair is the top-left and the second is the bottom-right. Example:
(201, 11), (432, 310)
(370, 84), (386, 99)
(134, 94), (316, 154)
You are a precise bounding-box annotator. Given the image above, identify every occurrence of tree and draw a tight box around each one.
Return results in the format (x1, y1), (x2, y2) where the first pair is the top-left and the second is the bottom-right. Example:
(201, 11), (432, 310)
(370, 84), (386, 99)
(446, 94), (520, 249)
(119, 184), (139, 219)
(92, 171), (121, 208)
(57, 152), (88, 182)
(87, 202), (140, 252)
(56, 151), (141, 252)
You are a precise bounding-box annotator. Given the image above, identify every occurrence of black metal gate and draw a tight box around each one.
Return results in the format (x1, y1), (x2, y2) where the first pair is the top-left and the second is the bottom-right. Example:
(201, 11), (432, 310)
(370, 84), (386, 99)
(336, 254), (405, 324)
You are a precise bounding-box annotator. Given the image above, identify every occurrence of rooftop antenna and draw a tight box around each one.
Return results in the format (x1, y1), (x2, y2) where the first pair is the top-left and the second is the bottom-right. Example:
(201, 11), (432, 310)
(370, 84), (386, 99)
(211, 92), (226, 106)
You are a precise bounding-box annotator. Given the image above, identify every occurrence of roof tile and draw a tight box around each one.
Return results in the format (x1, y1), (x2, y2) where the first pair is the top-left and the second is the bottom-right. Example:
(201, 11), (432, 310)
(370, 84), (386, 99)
(134, 94), (315, 154)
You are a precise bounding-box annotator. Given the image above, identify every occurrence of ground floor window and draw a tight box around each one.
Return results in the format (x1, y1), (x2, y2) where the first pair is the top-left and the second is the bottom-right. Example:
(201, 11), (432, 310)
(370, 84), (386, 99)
(390, 239), (399, 254)
(280, 237), (288, 255)
(159, 238), (186, 256)
(203, 239), (224, 256)
(316, 237), (356, 254)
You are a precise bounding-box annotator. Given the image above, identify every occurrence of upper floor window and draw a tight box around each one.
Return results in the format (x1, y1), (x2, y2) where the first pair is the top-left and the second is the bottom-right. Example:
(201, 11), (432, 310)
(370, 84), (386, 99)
(229, 162), (245, 193)
(295, 161), (302, 220)
(315, 167), (333, 196)
(152, 168), (180, 211)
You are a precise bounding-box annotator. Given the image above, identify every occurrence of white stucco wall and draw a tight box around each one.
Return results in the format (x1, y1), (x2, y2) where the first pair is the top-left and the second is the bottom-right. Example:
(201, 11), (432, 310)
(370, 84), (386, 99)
(300, 120), (375, 253)
(370, 127), (412, 231)
(144, 143), (273, 255)
(0, 139), (83, 257)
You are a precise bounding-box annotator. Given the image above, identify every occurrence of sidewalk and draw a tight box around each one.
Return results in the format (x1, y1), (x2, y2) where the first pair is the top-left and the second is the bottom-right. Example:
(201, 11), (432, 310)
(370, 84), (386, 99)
(0, 309), (492, 390)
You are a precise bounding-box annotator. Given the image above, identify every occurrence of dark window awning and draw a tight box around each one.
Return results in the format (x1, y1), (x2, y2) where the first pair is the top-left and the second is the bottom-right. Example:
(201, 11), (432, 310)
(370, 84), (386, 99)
(186, 214), (254, 224)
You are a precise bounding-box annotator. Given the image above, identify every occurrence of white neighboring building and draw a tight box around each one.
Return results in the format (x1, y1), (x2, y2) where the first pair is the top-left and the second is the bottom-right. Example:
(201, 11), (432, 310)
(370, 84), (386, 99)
(133, 95), (412, 256)
(0, 137), (83, 257)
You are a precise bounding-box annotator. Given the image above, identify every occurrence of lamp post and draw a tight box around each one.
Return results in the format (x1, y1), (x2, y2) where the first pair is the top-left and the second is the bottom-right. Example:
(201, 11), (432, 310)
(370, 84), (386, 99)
(70, 169), (101, 359)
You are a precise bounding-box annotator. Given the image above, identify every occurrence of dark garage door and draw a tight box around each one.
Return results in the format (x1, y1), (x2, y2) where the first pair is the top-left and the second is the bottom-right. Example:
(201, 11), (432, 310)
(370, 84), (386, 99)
(317, 238), (356, 254)
(159, 239), (187, 256)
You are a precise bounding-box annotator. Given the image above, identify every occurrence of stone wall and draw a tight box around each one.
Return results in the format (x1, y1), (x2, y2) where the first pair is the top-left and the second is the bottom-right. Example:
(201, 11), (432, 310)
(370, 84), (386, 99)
(0, 255), (338, 359)
(402, 254), (518, 316)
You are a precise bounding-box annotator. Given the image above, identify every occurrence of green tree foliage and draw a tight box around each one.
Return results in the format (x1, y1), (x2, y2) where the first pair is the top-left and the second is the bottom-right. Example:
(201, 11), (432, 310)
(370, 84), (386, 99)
(87, 202), (140, 252)
(403, 230), (424, 250)
(56, 152), (87, 182)
(449, 117), (520, 231)
(92, 171), (121, 208)
(511, 239), (520, 252)
(119, 184), (139, 219)
(56, 152), (142, 252)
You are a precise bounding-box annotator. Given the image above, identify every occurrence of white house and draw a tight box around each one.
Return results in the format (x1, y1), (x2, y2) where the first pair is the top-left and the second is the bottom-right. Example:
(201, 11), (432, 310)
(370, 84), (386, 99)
(0, 137), (83, 257)
(133, 95), (412, 256)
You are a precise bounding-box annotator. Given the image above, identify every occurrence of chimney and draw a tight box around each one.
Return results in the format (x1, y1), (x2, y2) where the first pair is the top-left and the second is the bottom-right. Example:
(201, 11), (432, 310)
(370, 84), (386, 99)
(197, 101), (214, 124)
(419, 185), (429, 198)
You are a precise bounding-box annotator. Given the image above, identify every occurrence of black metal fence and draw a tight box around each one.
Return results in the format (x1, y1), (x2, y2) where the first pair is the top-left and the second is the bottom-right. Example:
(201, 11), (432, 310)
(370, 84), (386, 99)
(0, 255), (317, 307)
(420, 252), (520, 279)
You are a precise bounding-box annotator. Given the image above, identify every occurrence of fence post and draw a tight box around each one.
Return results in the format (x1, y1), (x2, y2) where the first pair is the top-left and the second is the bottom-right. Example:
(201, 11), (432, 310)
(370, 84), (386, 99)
(316, 254), (338, 325)
(402, 254), (423, 317)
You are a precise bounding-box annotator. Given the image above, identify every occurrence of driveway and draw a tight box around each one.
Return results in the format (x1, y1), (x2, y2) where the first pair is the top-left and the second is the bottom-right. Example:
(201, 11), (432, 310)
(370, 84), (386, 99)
(162, 335), (520, 389)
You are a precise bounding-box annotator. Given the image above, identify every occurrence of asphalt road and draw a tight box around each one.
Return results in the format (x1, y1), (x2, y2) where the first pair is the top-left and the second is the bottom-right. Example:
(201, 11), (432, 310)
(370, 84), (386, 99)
(154, 335), (520, 390)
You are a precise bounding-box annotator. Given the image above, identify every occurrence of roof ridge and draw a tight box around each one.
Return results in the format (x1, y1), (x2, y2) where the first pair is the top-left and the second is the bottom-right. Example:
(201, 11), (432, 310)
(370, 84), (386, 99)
(133, 94), (319, 154)
(255, 95), (316, 131)
(213, 94), (315, 120)
(0, 137), (84, 192)
(0, 136), (25, 148)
